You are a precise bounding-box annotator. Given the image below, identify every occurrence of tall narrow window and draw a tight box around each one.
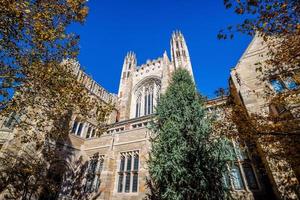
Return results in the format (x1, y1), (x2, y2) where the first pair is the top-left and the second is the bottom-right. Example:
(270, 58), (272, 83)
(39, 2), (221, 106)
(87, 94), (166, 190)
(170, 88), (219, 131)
(222, 168), (231, 188)
(135, 95), (141, 118)
(135, 102), (139, 118)
(144, 90), (148, 115)
(243, 163), (259, 190)
(77, 123), (83, 136)
(132, 173), (138, 192)
(120, 155), (125, 172)
(118, 174), (124, 192)
(126, 155), (132, 171)
(85, 154), (104, 193)
(86, 127), (92, 138)
(231, 164), (245, 190)
(125, 173), (131, 193)
(224, 139), (261, 191)
(151, 92), (154, 114)
(133, 154), (139, 171)
(91, 129), (96, 137)
(71, 121), (78, 134)
(147, 92), (151, 115)
(92, 156), (104, 192)
(117, 151), (139, 193)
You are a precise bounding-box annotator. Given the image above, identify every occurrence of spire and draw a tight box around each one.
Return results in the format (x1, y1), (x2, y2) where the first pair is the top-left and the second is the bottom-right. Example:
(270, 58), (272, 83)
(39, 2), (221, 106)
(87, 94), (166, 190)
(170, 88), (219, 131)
(117, 51), (137, 120)
(170, 30), (194, 79)
(163, 50), (169, 62)
(122, 51), (137, 77)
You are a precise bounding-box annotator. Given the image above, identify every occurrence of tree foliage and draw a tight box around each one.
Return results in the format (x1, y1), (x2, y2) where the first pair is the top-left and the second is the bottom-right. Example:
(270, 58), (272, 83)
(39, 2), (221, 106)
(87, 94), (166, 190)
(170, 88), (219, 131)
(145, 69), (232, 200)
(0, 1), (114, 199)
(219, 0), (300, 78)
(218, 0), (300, 160)
(0, 0), (88, 109)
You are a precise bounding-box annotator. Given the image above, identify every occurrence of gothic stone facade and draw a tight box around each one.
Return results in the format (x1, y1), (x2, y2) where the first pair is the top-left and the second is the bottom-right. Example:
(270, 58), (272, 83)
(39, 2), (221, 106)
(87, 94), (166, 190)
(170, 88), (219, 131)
(60, 31), (199, 200)
(1, 32), (299, 200)
(59, 32), (276, 200)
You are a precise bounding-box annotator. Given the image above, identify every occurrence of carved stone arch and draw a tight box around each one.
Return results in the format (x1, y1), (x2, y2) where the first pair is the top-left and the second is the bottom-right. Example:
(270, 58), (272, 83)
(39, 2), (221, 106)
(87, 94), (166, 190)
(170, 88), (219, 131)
(133, 75), (161, 93)
(131, 76), (162, 118)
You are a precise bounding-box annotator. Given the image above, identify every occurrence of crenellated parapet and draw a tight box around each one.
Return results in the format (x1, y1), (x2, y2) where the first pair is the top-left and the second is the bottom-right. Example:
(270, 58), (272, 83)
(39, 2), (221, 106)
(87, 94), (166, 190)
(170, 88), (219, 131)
(63, 59), (117, 104)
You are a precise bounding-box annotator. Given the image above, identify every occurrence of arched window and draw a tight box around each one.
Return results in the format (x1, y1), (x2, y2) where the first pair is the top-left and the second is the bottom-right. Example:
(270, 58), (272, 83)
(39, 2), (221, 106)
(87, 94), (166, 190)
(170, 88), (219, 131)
(133, 78), (161, 118)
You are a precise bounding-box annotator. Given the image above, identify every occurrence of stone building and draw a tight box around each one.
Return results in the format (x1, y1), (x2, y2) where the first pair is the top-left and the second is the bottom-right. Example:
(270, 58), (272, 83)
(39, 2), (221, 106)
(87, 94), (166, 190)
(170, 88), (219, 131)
(0, 32), (299, 200)
(229, 35), (300, 199)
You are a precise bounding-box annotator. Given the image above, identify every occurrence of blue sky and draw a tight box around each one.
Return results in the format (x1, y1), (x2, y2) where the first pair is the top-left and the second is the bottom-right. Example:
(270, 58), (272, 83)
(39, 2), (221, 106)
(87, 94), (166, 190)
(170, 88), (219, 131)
(71, 0), (252, 98)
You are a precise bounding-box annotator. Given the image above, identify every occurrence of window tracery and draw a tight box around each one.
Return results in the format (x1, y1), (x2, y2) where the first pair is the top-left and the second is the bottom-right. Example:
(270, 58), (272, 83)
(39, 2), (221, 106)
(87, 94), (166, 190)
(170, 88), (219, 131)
(133, 78), (161, 118)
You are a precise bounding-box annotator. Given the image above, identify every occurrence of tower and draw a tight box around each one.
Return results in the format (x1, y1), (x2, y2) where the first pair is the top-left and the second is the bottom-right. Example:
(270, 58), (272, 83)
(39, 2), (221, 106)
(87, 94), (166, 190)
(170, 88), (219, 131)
(118, 51), (136, 121)
(170, 31), (194, 79)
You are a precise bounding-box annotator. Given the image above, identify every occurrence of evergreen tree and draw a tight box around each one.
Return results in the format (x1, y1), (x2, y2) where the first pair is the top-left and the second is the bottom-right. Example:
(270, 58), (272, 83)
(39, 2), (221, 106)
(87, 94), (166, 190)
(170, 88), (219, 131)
(146, 68), (231, 200)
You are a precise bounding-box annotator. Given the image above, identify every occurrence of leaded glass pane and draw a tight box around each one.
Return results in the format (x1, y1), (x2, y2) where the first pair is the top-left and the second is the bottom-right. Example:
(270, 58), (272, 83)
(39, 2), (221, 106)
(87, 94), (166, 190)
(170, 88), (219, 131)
(71, 121), (78, 133)
(136, 103), (139, 117)
(91, 129), (96, 137)
(86, 127), (91, 138)
(148, 94), (151, 114)
(120, 156), (125, 172)
(133, 154), (139, 171)
(144, 93), (148, 115)
(243, 163), (259, 190)
(231, 164), (245, 190)
(118, 174), (123, 193)
(125, 173), (131, 193)
(126, 155), (132, 171)
(132, 173), (138, 192)
(222, 170), (231, 188)
(77, 123), (83, 136)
